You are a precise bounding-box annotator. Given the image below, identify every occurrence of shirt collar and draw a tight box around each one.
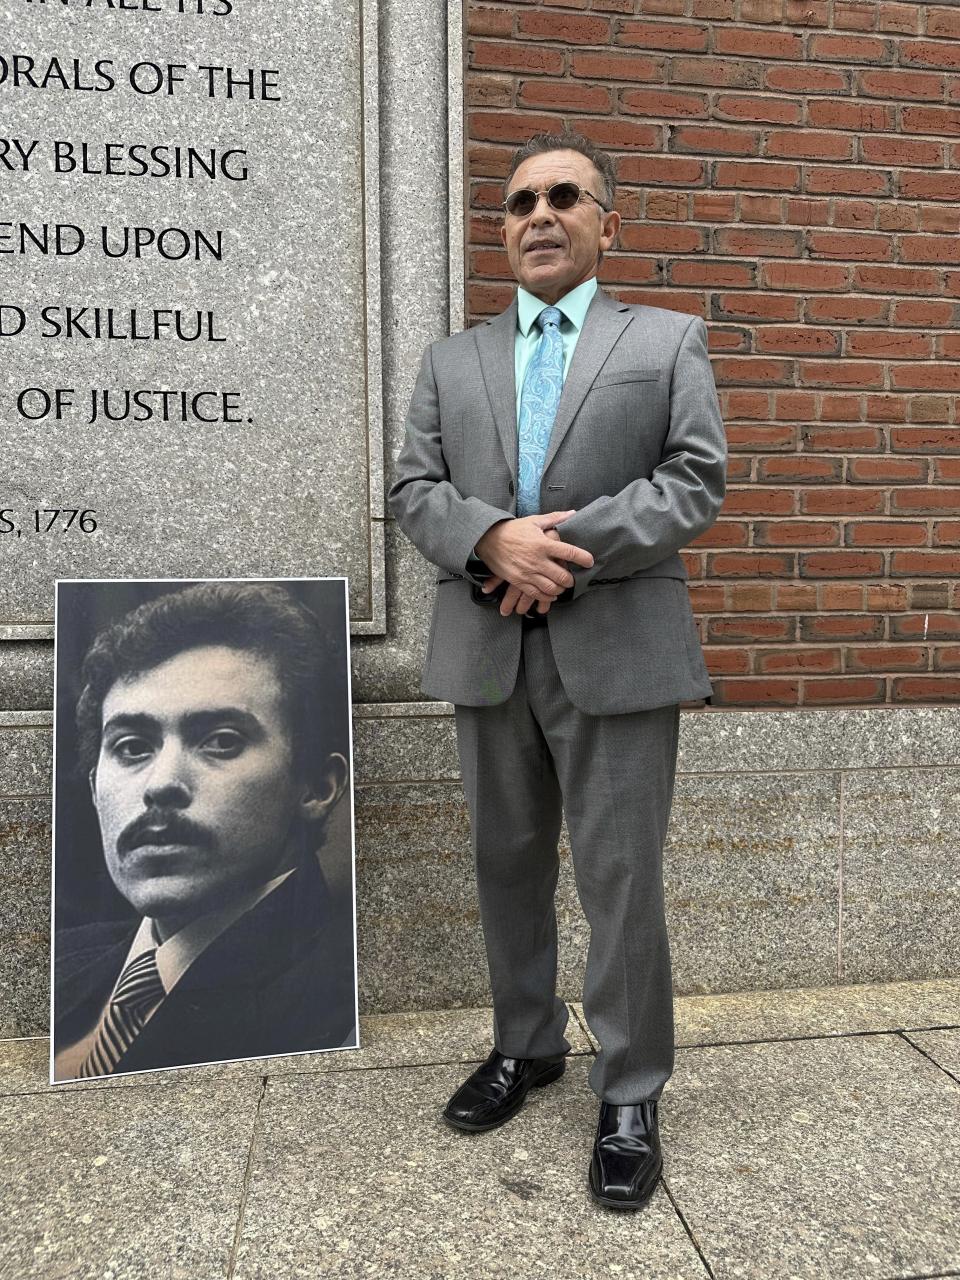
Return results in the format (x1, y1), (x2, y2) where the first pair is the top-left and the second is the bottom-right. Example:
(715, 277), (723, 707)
(137, 866), (298, 994)
(516, 276), (598, 338)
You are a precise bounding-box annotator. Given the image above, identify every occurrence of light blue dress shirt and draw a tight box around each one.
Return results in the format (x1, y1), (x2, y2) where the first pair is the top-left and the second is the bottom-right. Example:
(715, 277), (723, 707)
(514, 275), (598, 418)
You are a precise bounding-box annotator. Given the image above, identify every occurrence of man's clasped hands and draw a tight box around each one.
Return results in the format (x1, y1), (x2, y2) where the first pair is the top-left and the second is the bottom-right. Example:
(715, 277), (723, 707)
(474, 511), (594, 617)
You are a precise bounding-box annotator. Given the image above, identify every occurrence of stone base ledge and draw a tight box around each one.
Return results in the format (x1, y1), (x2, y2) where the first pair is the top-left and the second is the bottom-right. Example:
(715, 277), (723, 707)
(1, 704), (958, 1035)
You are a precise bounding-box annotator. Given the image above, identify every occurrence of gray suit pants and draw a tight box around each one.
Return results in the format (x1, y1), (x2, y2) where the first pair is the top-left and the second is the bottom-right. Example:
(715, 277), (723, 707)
(454, 618), (680, 1105)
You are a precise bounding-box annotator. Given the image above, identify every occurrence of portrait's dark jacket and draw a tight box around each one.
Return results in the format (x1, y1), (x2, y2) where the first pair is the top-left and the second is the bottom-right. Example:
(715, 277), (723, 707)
(54, 850), (357, 1075)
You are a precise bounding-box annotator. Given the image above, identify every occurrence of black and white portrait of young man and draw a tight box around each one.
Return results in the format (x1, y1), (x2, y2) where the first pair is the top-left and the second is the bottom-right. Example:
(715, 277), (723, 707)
(51, 578), (358, 1082)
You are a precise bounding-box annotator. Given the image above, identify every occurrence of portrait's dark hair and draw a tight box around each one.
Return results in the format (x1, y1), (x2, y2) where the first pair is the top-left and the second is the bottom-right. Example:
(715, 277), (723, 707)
(504, 130), (617, 212)
(75, 582), (347, 846)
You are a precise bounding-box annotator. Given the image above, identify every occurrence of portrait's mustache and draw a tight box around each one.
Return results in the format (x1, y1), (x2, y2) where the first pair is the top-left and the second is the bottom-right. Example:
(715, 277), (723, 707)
(117, 809), (215, 856)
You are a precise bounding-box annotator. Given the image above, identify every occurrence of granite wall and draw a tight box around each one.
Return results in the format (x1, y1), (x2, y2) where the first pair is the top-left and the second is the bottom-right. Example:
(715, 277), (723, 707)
(3, 702), (959, 1035)
(2, 0), (385, 633)
(1, 1), (958, 1040)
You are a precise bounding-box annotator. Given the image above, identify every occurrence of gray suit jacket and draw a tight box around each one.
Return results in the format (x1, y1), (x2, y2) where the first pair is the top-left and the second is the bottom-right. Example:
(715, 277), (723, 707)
(387, 287), (727, 714)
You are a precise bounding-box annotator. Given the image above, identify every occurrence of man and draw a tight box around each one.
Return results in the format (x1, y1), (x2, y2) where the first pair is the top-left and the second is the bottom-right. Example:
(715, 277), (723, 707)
(388, 131), (726, 1209)
(53, 580), (357, 1081)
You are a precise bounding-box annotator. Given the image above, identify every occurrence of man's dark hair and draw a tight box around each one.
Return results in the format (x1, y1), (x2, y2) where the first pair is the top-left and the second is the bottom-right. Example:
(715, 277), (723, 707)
(76, 581), (347, 841)
(503, 130), (617, 211)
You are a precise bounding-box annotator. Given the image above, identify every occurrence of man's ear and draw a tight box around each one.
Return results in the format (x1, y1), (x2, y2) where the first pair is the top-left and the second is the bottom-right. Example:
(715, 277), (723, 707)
(88, 765), (98, 805)
(298, 752), (348, 823)
(599, 208), (621, 254)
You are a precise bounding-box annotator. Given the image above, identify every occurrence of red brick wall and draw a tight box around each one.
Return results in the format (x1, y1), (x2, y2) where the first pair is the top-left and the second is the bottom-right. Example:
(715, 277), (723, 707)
(465, 0), (960, 708)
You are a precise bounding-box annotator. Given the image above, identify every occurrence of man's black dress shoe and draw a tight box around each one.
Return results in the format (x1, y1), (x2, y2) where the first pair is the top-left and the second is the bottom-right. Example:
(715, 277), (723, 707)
(442, 1048), (566, 1132)
(589, 1099), (663, 1209)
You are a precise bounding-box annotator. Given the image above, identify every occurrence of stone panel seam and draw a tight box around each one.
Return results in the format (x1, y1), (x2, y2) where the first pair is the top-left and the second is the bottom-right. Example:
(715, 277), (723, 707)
(351, 764), (960, 786)
(673, 763), (960, 776)
(3, 762), (957, 798)
(568, 1003), (596, 1051)
(897, 1030), (960, 1090)
(352, 0), (387, 635)
(838, 768), (846, 984)
(225, 1075), (269, 1280)
(659, 1176), (716, 1280)
(875, 1269), (960, 1280)
(448, 0), (466, 334)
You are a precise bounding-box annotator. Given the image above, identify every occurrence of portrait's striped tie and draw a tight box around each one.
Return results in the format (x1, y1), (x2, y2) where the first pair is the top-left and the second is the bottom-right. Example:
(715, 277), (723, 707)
(79, 948), (166, 1077)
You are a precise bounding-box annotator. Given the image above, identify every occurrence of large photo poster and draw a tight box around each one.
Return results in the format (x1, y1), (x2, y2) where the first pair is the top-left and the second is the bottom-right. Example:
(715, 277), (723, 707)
(50, 576), (358, 1081)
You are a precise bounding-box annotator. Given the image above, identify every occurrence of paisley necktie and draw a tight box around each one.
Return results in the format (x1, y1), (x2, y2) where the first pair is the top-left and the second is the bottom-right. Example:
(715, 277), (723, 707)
(517, 305), (564, 517)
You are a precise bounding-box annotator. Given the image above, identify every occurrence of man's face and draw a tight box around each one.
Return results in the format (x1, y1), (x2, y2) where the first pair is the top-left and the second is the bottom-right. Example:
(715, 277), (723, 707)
(500, 149), (621, 305)
(91, 644), (325, 930)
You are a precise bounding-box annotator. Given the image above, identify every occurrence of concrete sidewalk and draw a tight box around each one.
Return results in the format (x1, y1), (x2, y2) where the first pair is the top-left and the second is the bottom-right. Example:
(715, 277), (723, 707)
(1, 978), (958, 1280)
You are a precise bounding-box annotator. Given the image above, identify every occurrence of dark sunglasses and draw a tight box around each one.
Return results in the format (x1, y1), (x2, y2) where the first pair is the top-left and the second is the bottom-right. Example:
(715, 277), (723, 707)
(503, 181), (608, 218)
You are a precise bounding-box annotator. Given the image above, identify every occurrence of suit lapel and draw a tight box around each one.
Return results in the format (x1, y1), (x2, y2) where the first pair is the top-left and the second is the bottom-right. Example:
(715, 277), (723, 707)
(542, 288), (633, 475)
(116, 854), (352, 1072)
(54, 922), (135, 1045)
(472, 288), (634, 484)
(474, 299), (519, 485)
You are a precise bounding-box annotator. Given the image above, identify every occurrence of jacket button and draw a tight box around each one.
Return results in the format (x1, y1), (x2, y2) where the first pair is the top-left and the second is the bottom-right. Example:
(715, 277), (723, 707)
(508, 481), (515, 496)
